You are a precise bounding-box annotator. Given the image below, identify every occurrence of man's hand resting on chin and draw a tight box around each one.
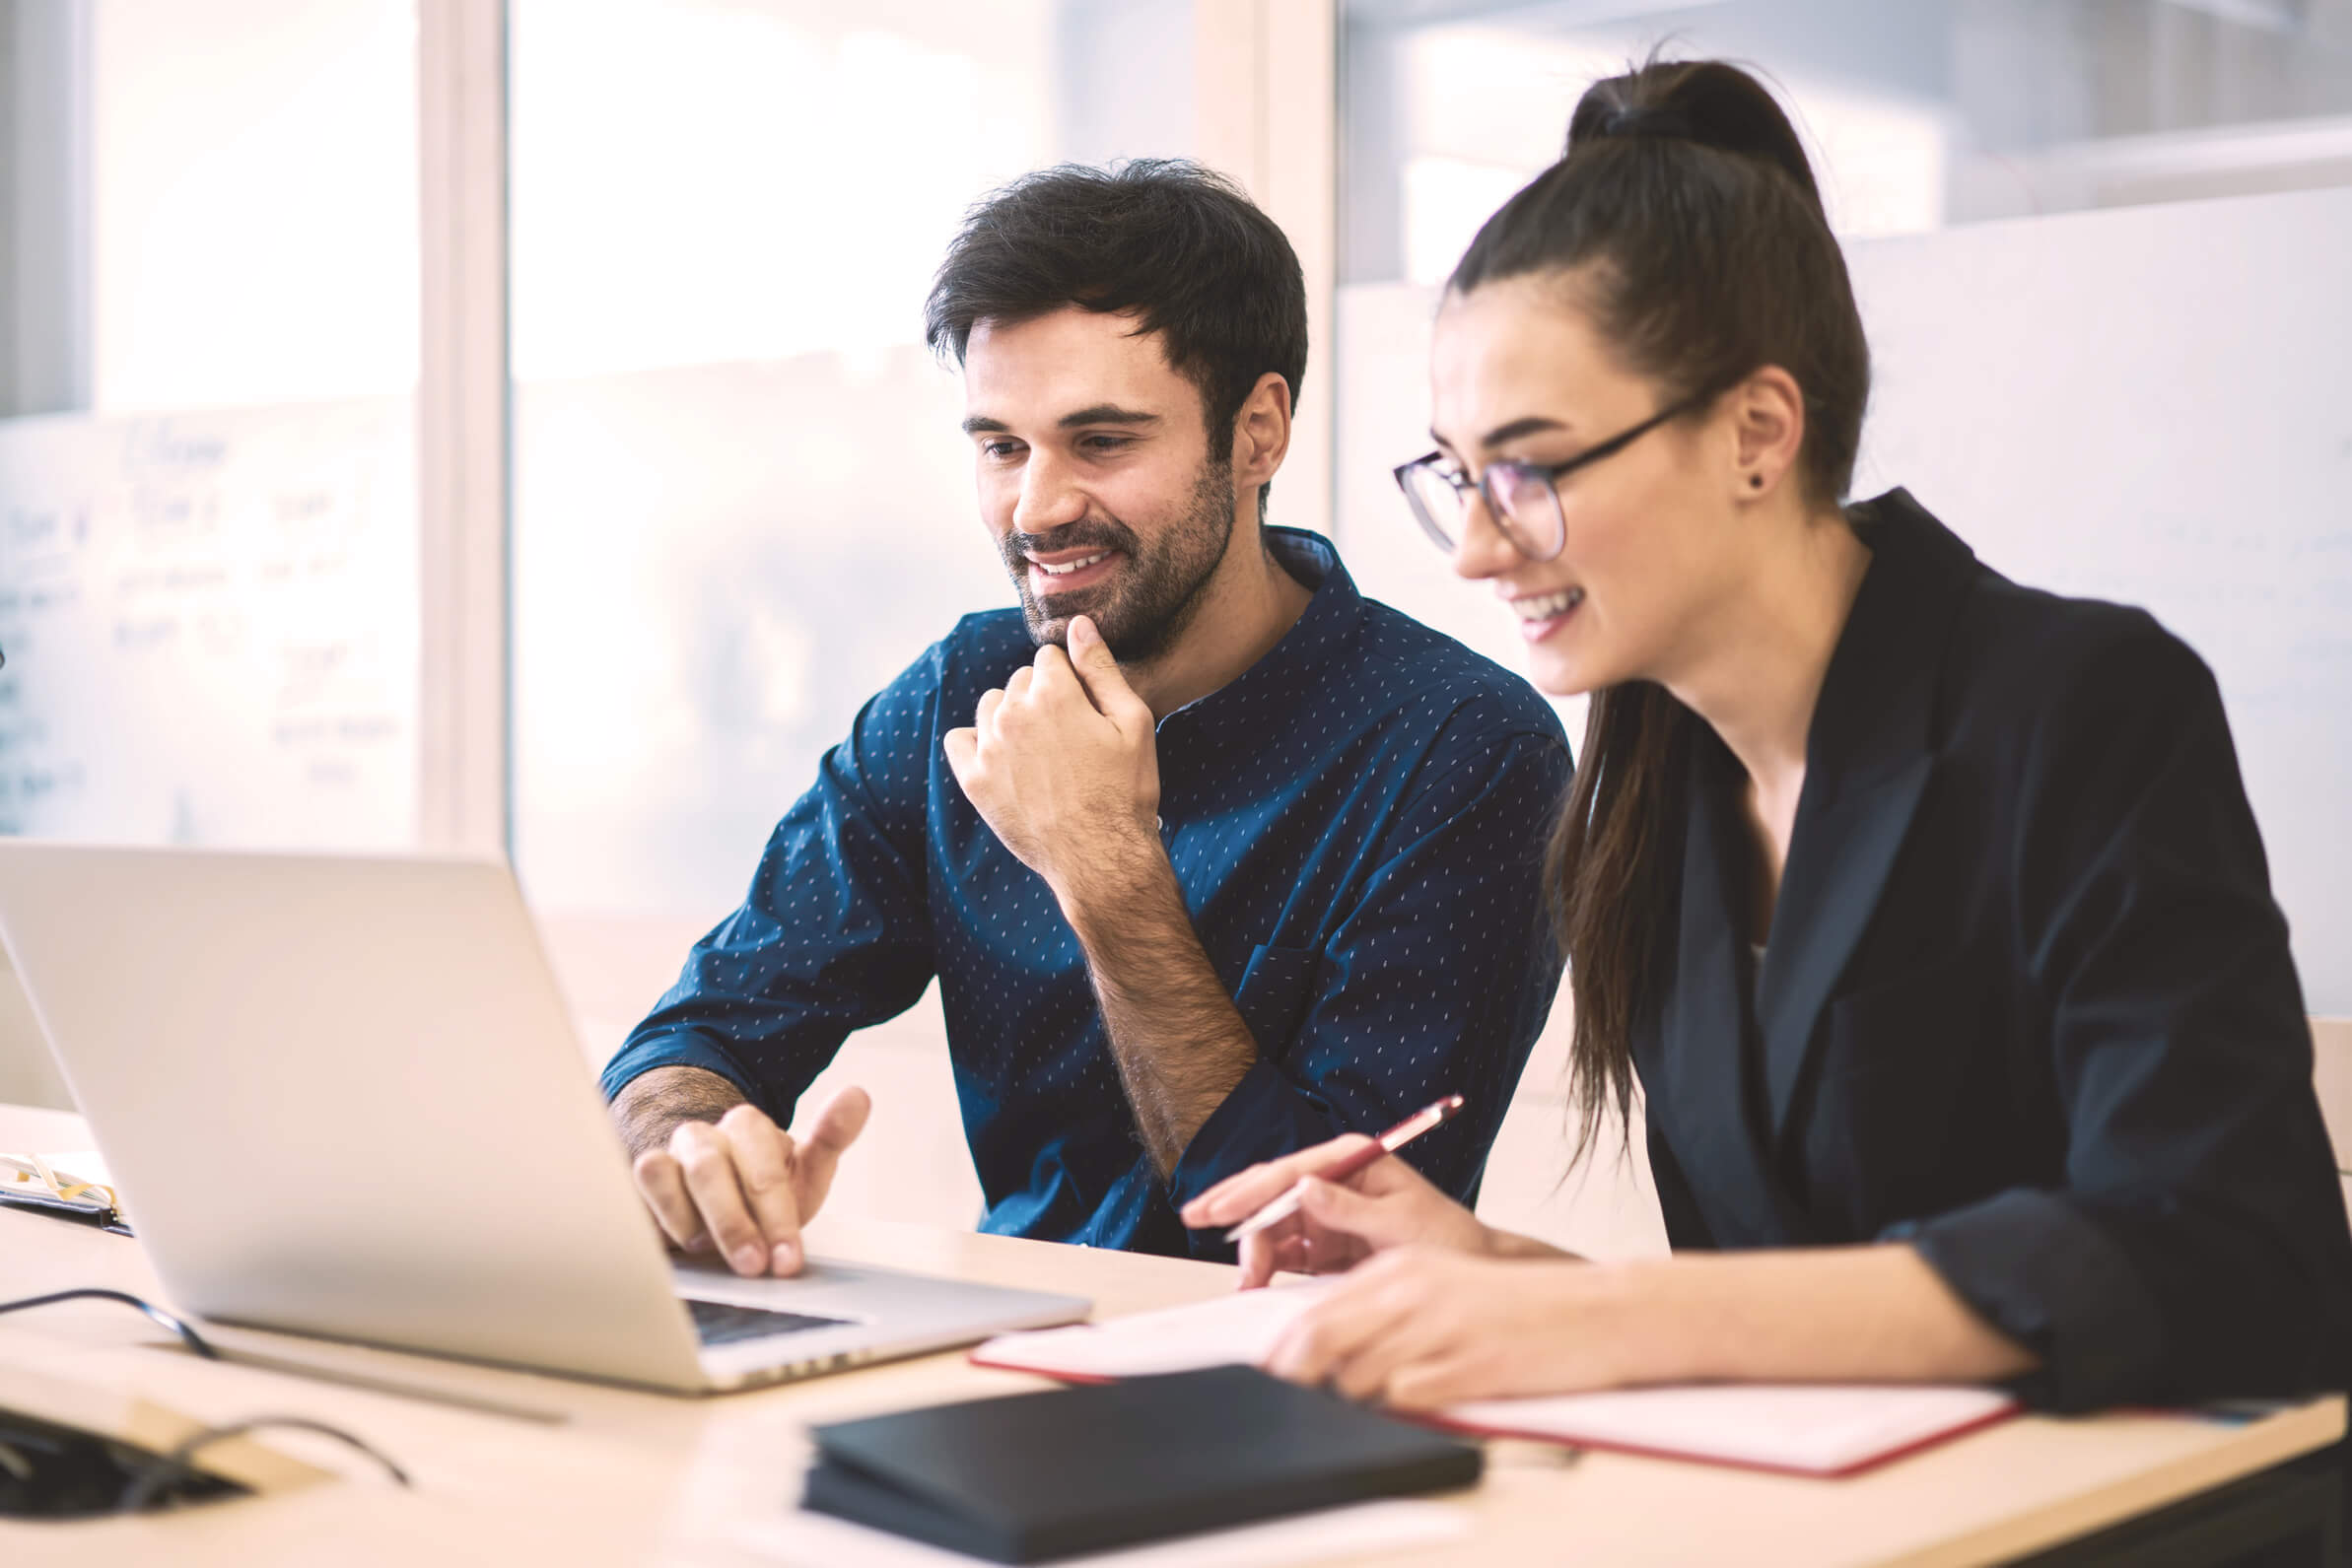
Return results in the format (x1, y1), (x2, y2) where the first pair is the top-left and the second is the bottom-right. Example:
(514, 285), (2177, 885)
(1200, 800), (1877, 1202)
(943, 614), (1161, 908)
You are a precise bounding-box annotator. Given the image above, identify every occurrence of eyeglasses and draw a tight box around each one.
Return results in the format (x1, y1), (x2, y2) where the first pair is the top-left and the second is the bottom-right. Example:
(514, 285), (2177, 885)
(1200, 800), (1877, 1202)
(1391, 391), (1707, 562)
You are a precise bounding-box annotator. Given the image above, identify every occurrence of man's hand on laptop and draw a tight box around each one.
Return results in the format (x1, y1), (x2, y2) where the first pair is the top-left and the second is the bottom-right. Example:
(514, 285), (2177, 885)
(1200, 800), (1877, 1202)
(615, 1067), (871, 1277)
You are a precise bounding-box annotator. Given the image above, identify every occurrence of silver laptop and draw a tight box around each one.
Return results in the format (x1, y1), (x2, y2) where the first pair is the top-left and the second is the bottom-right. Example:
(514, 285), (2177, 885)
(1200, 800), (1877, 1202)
(0, 947), (70, 1111)
(0, 842), (1088, 1393)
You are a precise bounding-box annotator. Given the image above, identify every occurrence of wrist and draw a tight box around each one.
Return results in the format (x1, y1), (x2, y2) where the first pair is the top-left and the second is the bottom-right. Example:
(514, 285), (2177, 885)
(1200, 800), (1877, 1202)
(612, 1065), (745, 1159)
(1589, 1257), (1722, 1385)
(1483, 1225), (1573, 1262)
(1051, 824), (1173, 933)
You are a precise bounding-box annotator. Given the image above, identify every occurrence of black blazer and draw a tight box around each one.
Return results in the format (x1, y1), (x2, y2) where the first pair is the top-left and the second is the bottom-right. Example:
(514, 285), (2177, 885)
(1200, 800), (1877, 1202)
(1634, 489), (2352, 1412)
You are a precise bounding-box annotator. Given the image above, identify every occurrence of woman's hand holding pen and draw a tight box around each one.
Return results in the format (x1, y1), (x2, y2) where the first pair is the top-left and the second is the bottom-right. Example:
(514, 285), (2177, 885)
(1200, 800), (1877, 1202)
(1185, 1129), (1621, 1407)
(1181, 1132), (1517, 1288)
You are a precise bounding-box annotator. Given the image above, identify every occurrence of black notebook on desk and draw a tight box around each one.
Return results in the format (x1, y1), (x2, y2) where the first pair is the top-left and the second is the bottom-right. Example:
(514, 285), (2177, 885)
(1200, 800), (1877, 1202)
(800, 1363), (1483, 1563)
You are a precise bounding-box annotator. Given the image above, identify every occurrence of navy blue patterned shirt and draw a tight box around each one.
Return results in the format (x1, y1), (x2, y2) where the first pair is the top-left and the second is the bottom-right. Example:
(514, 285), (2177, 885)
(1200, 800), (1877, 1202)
(603, 528), (1571, 1259)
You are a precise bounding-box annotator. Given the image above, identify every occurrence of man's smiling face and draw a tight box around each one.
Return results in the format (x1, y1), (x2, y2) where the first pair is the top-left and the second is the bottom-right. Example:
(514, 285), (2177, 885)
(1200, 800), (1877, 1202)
(962, 307), (1237, 661)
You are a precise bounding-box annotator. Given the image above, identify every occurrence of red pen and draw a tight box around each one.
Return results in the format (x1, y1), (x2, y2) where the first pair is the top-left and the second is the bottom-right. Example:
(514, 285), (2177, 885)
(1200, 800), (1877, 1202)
(1222, 1094), (1466, 1244)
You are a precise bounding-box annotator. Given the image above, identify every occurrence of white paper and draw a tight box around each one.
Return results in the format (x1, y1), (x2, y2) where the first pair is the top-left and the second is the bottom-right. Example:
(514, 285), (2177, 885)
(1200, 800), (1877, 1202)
(43, 1150), (110, 1187)
(736, 1498), (1471, 1568)
(974, 1281), (1332, 1379)
(0, 1149), (116, 1209)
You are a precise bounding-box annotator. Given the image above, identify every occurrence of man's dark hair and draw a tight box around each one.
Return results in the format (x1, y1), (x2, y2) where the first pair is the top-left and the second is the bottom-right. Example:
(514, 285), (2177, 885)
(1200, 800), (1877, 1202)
(924, 159), (1307, 515)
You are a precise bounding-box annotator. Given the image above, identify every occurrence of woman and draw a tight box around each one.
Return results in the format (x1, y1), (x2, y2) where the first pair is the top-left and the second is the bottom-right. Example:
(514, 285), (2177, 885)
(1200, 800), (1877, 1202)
(1181, 57), (2352, 1414)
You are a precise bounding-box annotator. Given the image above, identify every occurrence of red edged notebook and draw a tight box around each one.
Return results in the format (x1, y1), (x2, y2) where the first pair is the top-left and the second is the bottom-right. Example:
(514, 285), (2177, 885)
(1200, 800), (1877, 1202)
(972, 1283), (2017, 1478)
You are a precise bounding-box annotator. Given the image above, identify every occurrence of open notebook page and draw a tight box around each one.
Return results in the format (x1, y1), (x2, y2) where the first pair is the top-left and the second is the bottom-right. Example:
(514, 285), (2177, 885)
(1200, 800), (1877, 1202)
(975, 1284), (2016, 1476)
(1435, 1384), (2016, 1476)
(973, 1280), (1335, 1381)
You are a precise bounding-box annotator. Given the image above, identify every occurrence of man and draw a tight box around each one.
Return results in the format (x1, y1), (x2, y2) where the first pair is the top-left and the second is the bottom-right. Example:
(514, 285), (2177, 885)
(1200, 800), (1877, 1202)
(604, 160), (1569, 1275)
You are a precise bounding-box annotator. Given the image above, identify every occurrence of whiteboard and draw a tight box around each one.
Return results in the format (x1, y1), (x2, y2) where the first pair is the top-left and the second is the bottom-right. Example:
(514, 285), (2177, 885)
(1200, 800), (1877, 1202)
(0, 395), (418, 848)
(1335, 183), (2352, 1014)
(1845, 186), (2352, 1016)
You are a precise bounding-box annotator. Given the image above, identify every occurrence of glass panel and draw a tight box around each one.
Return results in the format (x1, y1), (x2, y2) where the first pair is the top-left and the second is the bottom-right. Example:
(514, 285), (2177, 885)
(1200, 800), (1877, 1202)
(508, 0), (1197, 1056)
(1343, 0), (2352, 282)
(1334, 3), (2352, 1011)
(0, 0), (422, 847)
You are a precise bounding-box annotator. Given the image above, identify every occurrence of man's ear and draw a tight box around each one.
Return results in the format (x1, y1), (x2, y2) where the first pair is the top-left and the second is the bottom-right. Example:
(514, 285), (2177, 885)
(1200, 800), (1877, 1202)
(1230, 372), (1293, 496)
(1729, 364), (1807, 501)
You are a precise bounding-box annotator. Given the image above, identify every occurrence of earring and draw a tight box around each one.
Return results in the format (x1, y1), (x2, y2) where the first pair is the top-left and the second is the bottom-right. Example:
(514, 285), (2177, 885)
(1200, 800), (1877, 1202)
(1749, 474), (1764, 490)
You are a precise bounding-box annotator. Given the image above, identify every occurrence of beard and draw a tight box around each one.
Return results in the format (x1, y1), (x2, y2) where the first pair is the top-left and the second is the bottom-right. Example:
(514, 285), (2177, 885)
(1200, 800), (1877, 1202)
(999, 458), (1238, 662)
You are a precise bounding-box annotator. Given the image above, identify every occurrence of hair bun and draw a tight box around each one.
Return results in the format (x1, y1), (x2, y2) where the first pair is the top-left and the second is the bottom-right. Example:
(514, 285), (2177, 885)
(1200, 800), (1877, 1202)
(1599, 106), (1693, 142)
(1566, 56), (1826, 218)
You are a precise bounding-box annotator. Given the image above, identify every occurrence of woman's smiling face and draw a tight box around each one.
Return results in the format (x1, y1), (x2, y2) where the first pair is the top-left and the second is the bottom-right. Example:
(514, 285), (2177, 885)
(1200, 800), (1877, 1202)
(1429, 271), (1757, 699)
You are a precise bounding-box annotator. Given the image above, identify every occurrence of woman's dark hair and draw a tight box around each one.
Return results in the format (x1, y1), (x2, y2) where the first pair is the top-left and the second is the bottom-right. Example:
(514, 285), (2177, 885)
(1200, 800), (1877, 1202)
(1449, 57), (1872, 1163)
(926, 160), (1308, 515)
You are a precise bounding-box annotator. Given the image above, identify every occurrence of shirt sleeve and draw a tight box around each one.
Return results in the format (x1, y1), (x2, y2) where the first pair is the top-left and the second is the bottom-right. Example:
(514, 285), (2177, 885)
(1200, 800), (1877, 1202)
(1899, 616), (2352, 1411)
(1159, 720), (1573, 1260)
(598, 645), (943, 1123)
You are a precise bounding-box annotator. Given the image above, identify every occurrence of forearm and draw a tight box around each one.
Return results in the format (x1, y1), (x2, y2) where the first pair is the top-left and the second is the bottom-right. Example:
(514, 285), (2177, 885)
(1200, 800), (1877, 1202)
(1614, 1244), (2038, 1386)
(1057, 836), (1258, 1179)
(610, 1065), (748, 1160)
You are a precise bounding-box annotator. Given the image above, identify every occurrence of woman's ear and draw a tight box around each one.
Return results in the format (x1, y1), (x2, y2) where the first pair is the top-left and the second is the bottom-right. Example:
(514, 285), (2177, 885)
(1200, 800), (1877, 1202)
(1728, 364), (1807, 501)
(1230, 371), (1293, 500)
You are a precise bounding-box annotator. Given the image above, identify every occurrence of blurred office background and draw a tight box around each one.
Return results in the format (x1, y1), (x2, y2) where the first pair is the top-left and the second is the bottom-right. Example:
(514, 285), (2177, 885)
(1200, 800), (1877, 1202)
(3, 0), (2347, 1249)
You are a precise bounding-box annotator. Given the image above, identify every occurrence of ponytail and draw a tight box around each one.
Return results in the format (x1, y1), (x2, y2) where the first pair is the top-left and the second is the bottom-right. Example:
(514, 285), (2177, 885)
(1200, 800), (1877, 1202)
(1454, 55), (1871, 1162)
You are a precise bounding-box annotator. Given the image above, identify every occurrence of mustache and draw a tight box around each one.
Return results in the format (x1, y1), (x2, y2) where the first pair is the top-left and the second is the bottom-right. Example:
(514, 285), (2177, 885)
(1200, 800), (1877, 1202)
(1001, 516), (1141, 572)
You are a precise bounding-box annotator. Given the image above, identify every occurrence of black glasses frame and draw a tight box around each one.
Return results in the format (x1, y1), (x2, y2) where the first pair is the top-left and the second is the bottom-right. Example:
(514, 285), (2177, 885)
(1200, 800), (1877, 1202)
(1392, 389), (1710, 561)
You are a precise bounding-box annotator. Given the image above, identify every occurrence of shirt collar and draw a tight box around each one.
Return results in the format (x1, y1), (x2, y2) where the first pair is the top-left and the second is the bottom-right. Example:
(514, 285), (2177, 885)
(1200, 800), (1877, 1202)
(1155, 526), (1364, 738)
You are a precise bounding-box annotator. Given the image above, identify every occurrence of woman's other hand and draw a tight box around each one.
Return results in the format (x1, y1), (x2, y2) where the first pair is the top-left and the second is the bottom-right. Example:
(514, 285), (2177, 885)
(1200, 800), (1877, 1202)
(1181, 1133), (1498, 1287)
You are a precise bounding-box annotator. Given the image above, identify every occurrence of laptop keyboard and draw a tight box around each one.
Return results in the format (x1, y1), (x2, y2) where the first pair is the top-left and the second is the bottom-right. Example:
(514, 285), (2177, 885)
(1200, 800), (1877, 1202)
(686, 1297), (853, 1347)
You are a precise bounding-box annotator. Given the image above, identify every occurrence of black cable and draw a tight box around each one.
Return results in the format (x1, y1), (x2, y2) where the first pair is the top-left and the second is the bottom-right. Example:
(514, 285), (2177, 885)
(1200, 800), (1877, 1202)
(0, 1288), (218, 1360)
(117, 1416), (411, 1514)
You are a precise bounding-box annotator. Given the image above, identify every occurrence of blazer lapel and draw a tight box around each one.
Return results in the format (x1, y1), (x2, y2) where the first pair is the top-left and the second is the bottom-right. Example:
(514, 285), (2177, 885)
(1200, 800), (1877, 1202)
(1649, 734), (1804, 1245)
(1756, 753), (1932, 1135)
(1756, 490), (1977, 1141)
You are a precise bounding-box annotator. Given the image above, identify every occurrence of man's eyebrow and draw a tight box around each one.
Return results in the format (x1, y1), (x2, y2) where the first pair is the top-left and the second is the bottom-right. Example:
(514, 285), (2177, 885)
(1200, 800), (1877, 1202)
(1059, 404), (1160, 430)
(961, 407), (1162, 436)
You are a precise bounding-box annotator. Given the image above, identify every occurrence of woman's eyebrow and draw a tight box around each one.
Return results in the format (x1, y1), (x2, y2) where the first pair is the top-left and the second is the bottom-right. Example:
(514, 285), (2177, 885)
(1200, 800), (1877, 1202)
(1476, 415), (1571, 450)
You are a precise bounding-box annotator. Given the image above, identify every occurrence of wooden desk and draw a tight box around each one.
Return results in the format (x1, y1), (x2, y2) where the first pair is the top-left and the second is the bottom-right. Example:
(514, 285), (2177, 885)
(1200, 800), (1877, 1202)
(0, 1105), (2339, 1567)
